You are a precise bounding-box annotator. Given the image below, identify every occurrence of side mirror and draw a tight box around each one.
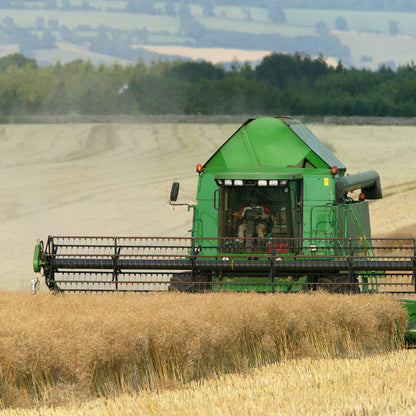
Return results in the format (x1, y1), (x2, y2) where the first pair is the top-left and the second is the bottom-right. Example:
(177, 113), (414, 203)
(170, 182), (180, 202)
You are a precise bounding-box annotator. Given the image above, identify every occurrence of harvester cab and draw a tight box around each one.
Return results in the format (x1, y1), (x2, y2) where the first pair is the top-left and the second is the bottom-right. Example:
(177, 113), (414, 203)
(173, 116), (382, 257)
(162, 116), (394, 293)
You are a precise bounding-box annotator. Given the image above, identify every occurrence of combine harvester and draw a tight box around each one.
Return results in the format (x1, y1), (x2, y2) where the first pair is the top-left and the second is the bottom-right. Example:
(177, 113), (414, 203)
(33, 117), (416, 337)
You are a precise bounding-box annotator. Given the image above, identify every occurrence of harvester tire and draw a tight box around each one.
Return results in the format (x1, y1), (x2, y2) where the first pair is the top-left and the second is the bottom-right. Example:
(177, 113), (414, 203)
(169, 272), (211, 293)
(317, 274), (360, 294)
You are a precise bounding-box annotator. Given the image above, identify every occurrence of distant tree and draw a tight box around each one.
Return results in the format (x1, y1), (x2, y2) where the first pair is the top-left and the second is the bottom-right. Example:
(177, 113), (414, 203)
(44, 0), (57, 9)
(97, 24), (111, 32)
(174, 0), (207, 39)
(125, 0), (157, 14)
(110, 29), (122, 43)
(296, 53), (329, 83)
(255, 52), (330, 89)
(315, 21), (330, 37)
(47, 18), (59, 30)
(188, 20), (207, 39)
(267, 1), (286, 24)
(335, 15), (348, 31)
(178, 0), (193, 32)
(202, 0), (214, 17)
(168, 60), (225, 83)
(379, 61), (396, 71)
(77, 24), (92, 31)
(61, 0), (72, 11)
(94, 28), (110, 44)
(0, 0), (12, 8)
(131, 28), (149, 43)
(3, 16), (15, 30)
(15, 29), (42, 53)
(0, 53), (37, 72)
(335, 60), (344, 73)
(35, 16), (45, 30)
(41, 30), (56, 49)
(80, 1), (94, 10)
(13, 0), (27, 9)
(59, 25), (72, 41)
(164, 1), (176, 16)
(255, 52), (301, 89)
(389, 20), (399, 35)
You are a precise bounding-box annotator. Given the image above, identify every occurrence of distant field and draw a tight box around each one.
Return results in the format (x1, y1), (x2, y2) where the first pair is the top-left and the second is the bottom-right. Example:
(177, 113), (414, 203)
(5, 6), (415, 36)
(87, 0), (128, 9)
(286, 8), (416, 35)
(36, 42), (133, 66)
(198, 14), (311, 36)
(1, 5), (416, 67)
(139, 45), (271, 64)
(0, 9), (180, 31)
(334, 30), (416, 69)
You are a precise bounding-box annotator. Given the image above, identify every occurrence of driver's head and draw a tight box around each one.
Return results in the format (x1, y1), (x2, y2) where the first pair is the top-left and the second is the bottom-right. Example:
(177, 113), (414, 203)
(250, 190), (258, 204)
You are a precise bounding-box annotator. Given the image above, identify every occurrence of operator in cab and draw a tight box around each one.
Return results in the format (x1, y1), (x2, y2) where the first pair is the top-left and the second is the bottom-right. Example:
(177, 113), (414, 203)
(235, 190), (270, 241)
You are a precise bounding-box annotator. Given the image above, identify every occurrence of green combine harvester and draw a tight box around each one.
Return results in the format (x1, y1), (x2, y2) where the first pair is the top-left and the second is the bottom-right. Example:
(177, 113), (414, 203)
(33, 116), (416, 338)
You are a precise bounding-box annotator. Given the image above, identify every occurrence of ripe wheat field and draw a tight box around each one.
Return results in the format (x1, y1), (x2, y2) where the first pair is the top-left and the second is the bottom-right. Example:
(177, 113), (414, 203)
(0, 291), (409, 412)
(1, 121), (416, 413)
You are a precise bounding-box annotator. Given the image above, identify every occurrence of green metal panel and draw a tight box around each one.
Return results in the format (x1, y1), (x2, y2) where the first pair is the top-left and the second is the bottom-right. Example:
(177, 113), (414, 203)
(288, 122), (346, 171)
(194, 172), (219, 239)
(204, 117), (338, 170)
(303, 174), (334, 201)
(302, 174), (335, 239)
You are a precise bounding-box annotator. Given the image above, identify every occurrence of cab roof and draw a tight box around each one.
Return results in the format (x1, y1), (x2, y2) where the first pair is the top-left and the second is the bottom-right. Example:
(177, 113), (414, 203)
(203, 117), (346, 173)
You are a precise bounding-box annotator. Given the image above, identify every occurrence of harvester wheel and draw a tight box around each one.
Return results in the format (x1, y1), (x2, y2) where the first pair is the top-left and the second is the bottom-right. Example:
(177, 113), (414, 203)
(169, 272), (211, 293)
(317, 274), (360, 294)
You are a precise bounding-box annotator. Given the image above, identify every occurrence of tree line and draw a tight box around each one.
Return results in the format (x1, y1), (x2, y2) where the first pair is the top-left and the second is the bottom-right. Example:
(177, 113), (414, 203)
(1, 52), (416, 118)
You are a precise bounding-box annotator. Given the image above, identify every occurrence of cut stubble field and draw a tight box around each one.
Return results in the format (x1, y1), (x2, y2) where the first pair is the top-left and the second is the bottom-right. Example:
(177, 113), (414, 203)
(5, 350), (416, 415)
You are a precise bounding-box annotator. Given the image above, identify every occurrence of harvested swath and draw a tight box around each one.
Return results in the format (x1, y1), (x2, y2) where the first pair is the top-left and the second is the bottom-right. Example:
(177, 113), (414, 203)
(0, 292), (407, 408)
